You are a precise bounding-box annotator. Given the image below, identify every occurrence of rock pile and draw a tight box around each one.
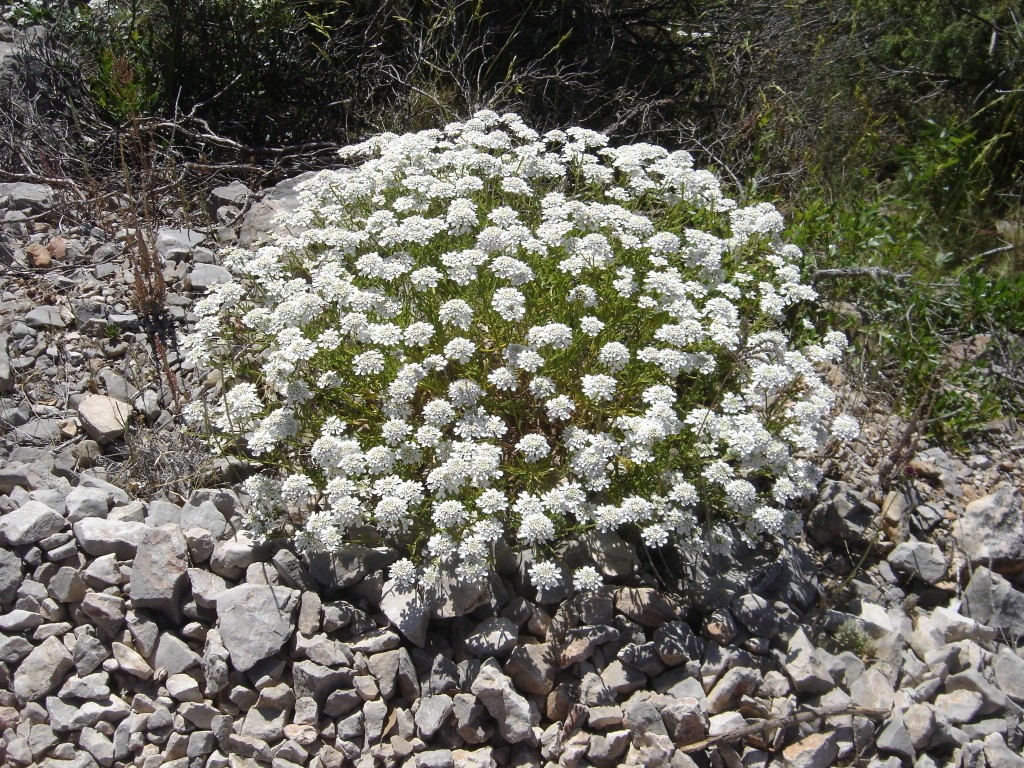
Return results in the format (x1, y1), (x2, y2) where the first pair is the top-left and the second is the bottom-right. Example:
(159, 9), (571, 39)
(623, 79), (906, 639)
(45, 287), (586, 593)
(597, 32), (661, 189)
(2, 176), (1024, 768)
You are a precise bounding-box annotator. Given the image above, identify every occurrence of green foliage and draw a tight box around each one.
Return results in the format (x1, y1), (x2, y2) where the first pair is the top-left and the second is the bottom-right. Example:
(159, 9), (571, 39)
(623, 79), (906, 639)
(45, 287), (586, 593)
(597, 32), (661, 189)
(822, 618), (875, 659)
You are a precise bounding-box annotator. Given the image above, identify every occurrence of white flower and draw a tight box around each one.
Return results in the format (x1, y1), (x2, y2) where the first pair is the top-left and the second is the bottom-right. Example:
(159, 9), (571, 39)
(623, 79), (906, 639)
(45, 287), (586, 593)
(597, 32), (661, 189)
(529, 560), (563, 590)
(641, 524), (669, 548)
(581, 374), (617, 402)
(439, 299), (474, 330)
(475, 489), (508, 514)
(443, 337), (476, 364)
(517, 511), (555, 545)
(389, 559), (417, 588)
(410, 267), (442, 290)
(516, 434), (550, 463)
(353, 350), (386, 376)
(597, 342), (630, 372)
(580, 316), (605, 336)
(488, 367), (518, 391)
(492, 288), (526, 321)
(545, 395), (575, 421)
(403, 321), (435, 347)
(572, 566), (603, 591)
(830, 414), (860, 441)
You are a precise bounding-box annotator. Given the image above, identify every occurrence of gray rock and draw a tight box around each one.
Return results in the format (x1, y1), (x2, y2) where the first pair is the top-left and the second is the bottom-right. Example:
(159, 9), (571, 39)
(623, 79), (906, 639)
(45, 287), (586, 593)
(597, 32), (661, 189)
(72, 518), (149, 558)
(77, 395), (132, 444)
(64, 487), (111, 523)
(201, 629), (230, 694)
(209, 534), (262, 578)
(0, 608), (45, 631)
(653, 620), (700, 666)
(126, 610), (160, 657)
(79, 592), (126, 636)
(730, 593), (780, 638)
(166, 673), (203, 702)
(188, 568), (227, 609)
(297, 590), (321, 635)
(877, 711), (916, 763)
(614, 587), (685, 628)
(152, 633), (201, 675)
(79, 726), (114, 767)
(0, 499), (64, 545)
(0, 335), (12, 394)
(780, 732), (838, 768)
(13, 635), (74, 700)
(216, 585), (299, 671)
(0, 632), (33, 663)
(661, 697), (708, 744)
(785, 646), (834, 696)
(563, 530), (640, 579)
(982, 732), (1024, 768)
(364, 698), (387, 746)
(240, 706), (287, 744)
(962, 566), (1024, 643)
(706, 667), (760, 714)
(849, 666), (896, 712)
(155, 228), (206, 262)
(130, 525), (190, 623)
(414, 749), (454, 768)
(425, 568), (491, 619)
(0, 182), (55, 210)
(465, 617), (518, 657)
(73, 634), (110, 675)
(0, 545), (23, 602)
(186, 264), (233, 291)
(623, 694), (667, 739)
(470, 659), (533, 744)
(349, 628), (402, 654)
(415, 694), (453, 738)
(506, 642), (558, 695)
(888, 540), (948, 584)
(292, 659), (350, 705)
(954, 487), (1024, 570)
(47, 566), (86, 602)
(271, 548), (315, 591)
(238, 172), (317, 248)
(25, 305), (67, 329)
(380, 578), (429, 647)
(807, 479), (874, 545)
(112, 641), (152, 678)
(210, 181), (252, 209)
(993, 648), (1024, 703)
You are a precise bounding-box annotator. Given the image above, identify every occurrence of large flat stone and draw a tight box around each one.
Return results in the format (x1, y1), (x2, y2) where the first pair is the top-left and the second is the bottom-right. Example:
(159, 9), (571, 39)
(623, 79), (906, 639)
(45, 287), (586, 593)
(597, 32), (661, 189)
(130, 525), (190, 623)
(73, 518), (150, 559)
(216, 585), (300, 672)
(0, 500), (64, 546)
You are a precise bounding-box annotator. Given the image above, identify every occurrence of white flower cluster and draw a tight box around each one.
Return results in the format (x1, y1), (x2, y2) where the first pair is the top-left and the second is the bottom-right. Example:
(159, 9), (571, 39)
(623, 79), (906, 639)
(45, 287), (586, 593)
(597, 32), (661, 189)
(182, 111), (854, 590)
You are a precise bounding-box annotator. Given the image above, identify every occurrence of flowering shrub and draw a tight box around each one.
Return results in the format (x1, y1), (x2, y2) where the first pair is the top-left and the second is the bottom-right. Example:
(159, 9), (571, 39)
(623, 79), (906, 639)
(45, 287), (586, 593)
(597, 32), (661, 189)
(182, 111), (856, 591)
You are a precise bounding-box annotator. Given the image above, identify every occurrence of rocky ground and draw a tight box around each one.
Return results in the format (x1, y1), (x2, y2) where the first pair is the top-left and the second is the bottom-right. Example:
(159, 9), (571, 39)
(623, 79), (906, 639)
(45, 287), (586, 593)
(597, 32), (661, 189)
(2, 162), (1024, 768)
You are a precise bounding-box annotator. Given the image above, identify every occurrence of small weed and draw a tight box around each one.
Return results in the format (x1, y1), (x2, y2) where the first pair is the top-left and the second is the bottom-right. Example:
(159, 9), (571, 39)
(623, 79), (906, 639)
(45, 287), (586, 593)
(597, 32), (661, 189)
(823, 619), (876, 660)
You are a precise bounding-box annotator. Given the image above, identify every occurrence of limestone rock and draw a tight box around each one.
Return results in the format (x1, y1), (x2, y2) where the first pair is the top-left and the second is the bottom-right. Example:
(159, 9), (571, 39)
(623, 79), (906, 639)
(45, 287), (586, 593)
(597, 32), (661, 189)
(77, 396), (132, 444)
(216, 585), (300, 672)
(470, 659), (533, 744)
(130, 525), (190, 623)
(962, 566), (1024, 643)
(0, 500), (64, 546)
(13, 635), (74, 701)
(954, 487), (1024, 571)
(72, 518), (150, 558)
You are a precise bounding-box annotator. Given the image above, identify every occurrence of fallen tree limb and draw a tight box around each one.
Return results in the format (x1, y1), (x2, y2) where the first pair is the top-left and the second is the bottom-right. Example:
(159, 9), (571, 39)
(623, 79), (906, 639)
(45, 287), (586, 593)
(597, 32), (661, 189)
(679, 703), (890, 753)
(810, 266), (910, 286)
